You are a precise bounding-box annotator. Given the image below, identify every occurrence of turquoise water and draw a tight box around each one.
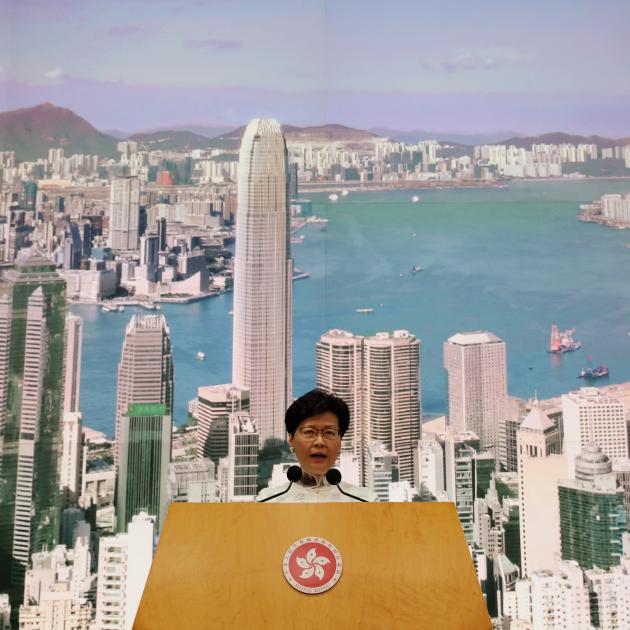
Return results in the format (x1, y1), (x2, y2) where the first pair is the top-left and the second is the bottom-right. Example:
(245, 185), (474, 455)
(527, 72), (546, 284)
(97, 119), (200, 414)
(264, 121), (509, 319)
(73, 180), (630, 436)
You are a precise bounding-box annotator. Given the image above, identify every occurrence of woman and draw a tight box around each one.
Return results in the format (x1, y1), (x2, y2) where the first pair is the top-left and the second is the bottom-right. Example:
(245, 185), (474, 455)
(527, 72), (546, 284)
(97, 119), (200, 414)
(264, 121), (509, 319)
(256, 389), (378, 502)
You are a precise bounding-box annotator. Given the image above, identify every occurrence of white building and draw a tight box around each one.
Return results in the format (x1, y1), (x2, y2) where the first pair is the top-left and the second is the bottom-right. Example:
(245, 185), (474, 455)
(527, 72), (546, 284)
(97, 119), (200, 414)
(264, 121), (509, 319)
(365, 441), (399, 502)
(108, 176), (140, 251)
(60, 412), (83, 509)
(415, 435), (445, 498)
(0, 594), (9, 630)
(444, 331), (507, 456)
(517, 403), (564, 577)
(169, 459), (215, 503)
(63, 313), (82, 413)
(227, 412), (258, 502)
(232, 119), (292, 444)
(562, 387), (628, 478)
(95, 512), (155, 630)
(60, 268), (117, 302)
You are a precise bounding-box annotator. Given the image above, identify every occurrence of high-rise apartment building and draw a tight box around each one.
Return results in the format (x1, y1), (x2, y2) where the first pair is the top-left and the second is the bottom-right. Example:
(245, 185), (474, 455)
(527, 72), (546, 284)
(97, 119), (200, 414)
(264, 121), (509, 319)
(365, 442), (399, 502)
(232, 119), (292, 444)
(108, 176), (140, 251)
(558, 444), (627, 570)
(116, 404), (171, 533)
(63, 313), (82, 414)
(364, 330), (421, 484)
(115, 314), (173, 466)
(444, 331), (508, 455)
(195, 384), (249, 464)
(562, 387), (629, 478)
(315, 329), (364, 455)
(95, 512), (155, 630)
(227, 412), (258, 502)
(0, 251), (67, 597)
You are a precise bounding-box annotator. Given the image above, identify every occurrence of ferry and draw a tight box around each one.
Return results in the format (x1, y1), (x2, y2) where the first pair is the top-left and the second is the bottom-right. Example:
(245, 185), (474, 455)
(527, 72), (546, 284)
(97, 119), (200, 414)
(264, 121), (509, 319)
(290, 235), (305, 244)
(306, 216), (329, 224)
(548, 325), (582, 354)
(578, 365), (609, 379)
(355, 307), (374, 314)
(411, 266), (423, 273)
(292, 268), (310, 281)
(196, 352), (206, 361)
(328, 193), (339, 202)
(412, 195), (420, 203)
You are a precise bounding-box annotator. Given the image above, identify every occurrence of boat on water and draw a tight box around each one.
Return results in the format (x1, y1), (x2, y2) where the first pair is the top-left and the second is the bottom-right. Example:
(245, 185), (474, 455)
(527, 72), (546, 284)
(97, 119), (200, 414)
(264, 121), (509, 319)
(290, 235), (305, 244)
(411, 265), (423, 273)
(341, 190), (349, 197)
(118, 305), (124, 312)
(548, 325), (582, 354)
(412, 195), (420, 203)
(196, 352), (206, 361)
(578, 365), (609, 379)
(328, 193), (339, 202)
(306, 216), (329, 224)
(102, 303), (121, 313)
(355, 307), (374, 313)
(292, 268), (310, 281)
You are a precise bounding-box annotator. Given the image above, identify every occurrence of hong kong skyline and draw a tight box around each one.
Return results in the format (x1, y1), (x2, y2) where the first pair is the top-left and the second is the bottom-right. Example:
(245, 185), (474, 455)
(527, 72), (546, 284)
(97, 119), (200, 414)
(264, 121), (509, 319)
(1, 0), (630, 134)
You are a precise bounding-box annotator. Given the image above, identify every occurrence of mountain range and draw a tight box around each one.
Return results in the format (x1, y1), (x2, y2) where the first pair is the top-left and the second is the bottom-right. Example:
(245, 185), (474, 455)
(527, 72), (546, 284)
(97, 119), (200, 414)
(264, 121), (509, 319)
(1, 103), (629, 162)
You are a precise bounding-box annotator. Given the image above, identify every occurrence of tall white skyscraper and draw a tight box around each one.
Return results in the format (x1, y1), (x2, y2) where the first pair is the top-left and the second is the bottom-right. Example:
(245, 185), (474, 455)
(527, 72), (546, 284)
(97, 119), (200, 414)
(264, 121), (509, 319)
(63, 313), (82, 414)
(364, 330), (421, 484)
(60, 411), (83, 509)
(109, 176), (140, 251)
(232, 119), (292, 444)
(517, 403), (564, 577)
(115, 314), (173, 466)
(444, 331), (508, 455)
(562, 387), (629, 478)
(316, 329), (364, 454)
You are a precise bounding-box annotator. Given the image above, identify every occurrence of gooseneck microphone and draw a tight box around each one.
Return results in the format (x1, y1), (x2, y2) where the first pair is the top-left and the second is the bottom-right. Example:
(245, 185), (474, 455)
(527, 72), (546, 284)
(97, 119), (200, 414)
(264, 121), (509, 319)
(257, 465), (303, 502)
(325, 468), (368, 502)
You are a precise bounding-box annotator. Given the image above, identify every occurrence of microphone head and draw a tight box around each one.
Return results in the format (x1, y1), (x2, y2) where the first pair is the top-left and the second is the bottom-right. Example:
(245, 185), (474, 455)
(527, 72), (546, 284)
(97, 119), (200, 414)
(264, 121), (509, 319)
(286, 465), (303, 483)
(325, 468), (342, 486)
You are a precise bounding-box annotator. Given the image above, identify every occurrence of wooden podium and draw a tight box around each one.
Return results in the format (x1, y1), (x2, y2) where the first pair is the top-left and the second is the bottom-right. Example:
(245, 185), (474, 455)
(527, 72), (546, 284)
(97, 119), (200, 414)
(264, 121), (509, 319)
(134, 502), (491, 629)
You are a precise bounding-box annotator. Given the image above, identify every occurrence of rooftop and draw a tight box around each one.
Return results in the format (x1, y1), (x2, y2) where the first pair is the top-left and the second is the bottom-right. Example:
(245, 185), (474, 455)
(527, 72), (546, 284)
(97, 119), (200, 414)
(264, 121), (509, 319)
(447, 331), (503, 346)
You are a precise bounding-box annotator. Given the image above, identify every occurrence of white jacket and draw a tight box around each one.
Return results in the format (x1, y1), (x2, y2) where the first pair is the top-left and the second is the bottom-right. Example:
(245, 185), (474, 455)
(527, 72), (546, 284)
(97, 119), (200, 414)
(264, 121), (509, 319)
(256, 478), (378, 503)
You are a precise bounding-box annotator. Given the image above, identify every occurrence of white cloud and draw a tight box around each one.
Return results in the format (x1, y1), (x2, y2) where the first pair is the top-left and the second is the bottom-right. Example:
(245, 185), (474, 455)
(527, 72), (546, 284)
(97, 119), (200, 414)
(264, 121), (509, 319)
(44, 67), (64, 80)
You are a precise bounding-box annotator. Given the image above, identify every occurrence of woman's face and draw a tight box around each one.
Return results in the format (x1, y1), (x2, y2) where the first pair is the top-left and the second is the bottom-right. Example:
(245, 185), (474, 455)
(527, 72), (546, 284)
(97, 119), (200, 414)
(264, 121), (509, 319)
(288, 411), (342, 477)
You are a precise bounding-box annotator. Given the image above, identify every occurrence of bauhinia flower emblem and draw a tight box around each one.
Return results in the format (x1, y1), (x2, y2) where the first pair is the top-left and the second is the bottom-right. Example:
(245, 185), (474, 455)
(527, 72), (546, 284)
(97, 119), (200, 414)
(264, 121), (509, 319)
(295, 547), (330, 580)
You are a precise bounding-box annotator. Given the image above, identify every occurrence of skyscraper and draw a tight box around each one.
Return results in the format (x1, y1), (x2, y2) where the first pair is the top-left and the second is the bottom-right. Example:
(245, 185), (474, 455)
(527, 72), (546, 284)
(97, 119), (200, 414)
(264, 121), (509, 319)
(114, 314), (173, 466)
(116, 404), (171, 532)
(63, 313), (82, 414)
(232, 119), (292, 444)
(444, 331), (508, 455)
(364, 330), (421, 484)
(558, 444), (627, 570)
(108, 176), (140, 251)
(0, 251), (67, 597)
(316, 329), (364, 455)
(517, 402), (564, 577)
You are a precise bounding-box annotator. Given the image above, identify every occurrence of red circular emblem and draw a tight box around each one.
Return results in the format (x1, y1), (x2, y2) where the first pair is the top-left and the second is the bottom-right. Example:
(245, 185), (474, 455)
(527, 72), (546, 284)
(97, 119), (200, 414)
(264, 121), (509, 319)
(283, 537), (342, 594)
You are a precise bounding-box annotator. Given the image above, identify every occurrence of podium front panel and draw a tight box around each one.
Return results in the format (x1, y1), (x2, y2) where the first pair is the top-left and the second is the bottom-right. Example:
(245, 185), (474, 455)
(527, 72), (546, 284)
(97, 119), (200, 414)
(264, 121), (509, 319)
(134, 502), (491, 630)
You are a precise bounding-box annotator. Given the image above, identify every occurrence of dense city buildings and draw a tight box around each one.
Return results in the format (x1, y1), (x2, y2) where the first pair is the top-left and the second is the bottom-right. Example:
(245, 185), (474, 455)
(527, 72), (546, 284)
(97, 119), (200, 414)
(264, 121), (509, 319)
(232, 119), (292, 445)
(444, 331), (507, 456)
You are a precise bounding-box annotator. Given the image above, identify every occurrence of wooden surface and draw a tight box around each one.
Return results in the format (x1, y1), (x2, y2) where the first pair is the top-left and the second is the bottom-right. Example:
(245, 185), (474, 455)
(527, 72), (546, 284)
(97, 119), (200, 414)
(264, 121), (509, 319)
(133, 502), (491, 630)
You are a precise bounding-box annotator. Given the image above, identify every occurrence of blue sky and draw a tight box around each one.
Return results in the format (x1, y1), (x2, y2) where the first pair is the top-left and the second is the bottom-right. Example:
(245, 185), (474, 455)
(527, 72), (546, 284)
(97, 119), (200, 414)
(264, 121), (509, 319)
(1, 0), (629, 133)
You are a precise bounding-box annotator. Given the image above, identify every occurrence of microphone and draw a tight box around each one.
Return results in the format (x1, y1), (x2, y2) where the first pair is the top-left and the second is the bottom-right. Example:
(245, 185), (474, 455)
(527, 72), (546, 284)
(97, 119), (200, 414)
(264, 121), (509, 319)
(325, 469), (368, 502)
(258, 465), (302, 502)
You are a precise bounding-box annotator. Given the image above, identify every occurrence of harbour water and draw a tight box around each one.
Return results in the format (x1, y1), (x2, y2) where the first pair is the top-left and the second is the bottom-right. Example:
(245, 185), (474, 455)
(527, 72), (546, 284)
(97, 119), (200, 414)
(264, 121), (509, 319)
(73, 179), (630, 435)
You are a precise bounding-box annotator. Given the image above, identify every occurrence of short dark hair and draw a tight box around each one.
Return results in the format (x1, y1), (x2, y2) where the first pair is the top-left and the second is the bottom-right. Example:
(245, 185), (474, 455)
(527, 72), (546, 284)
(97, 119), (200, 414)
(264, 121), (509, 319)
(285, 389), (350, 437)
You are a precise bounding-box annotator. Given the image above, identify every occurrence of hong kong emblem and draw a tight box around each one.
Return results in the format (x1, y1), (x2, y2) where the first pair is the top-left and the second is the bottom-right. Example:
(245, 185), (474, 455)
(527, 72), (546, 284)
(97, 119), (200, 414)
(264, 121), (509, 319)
(283, 537), (343, 594)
